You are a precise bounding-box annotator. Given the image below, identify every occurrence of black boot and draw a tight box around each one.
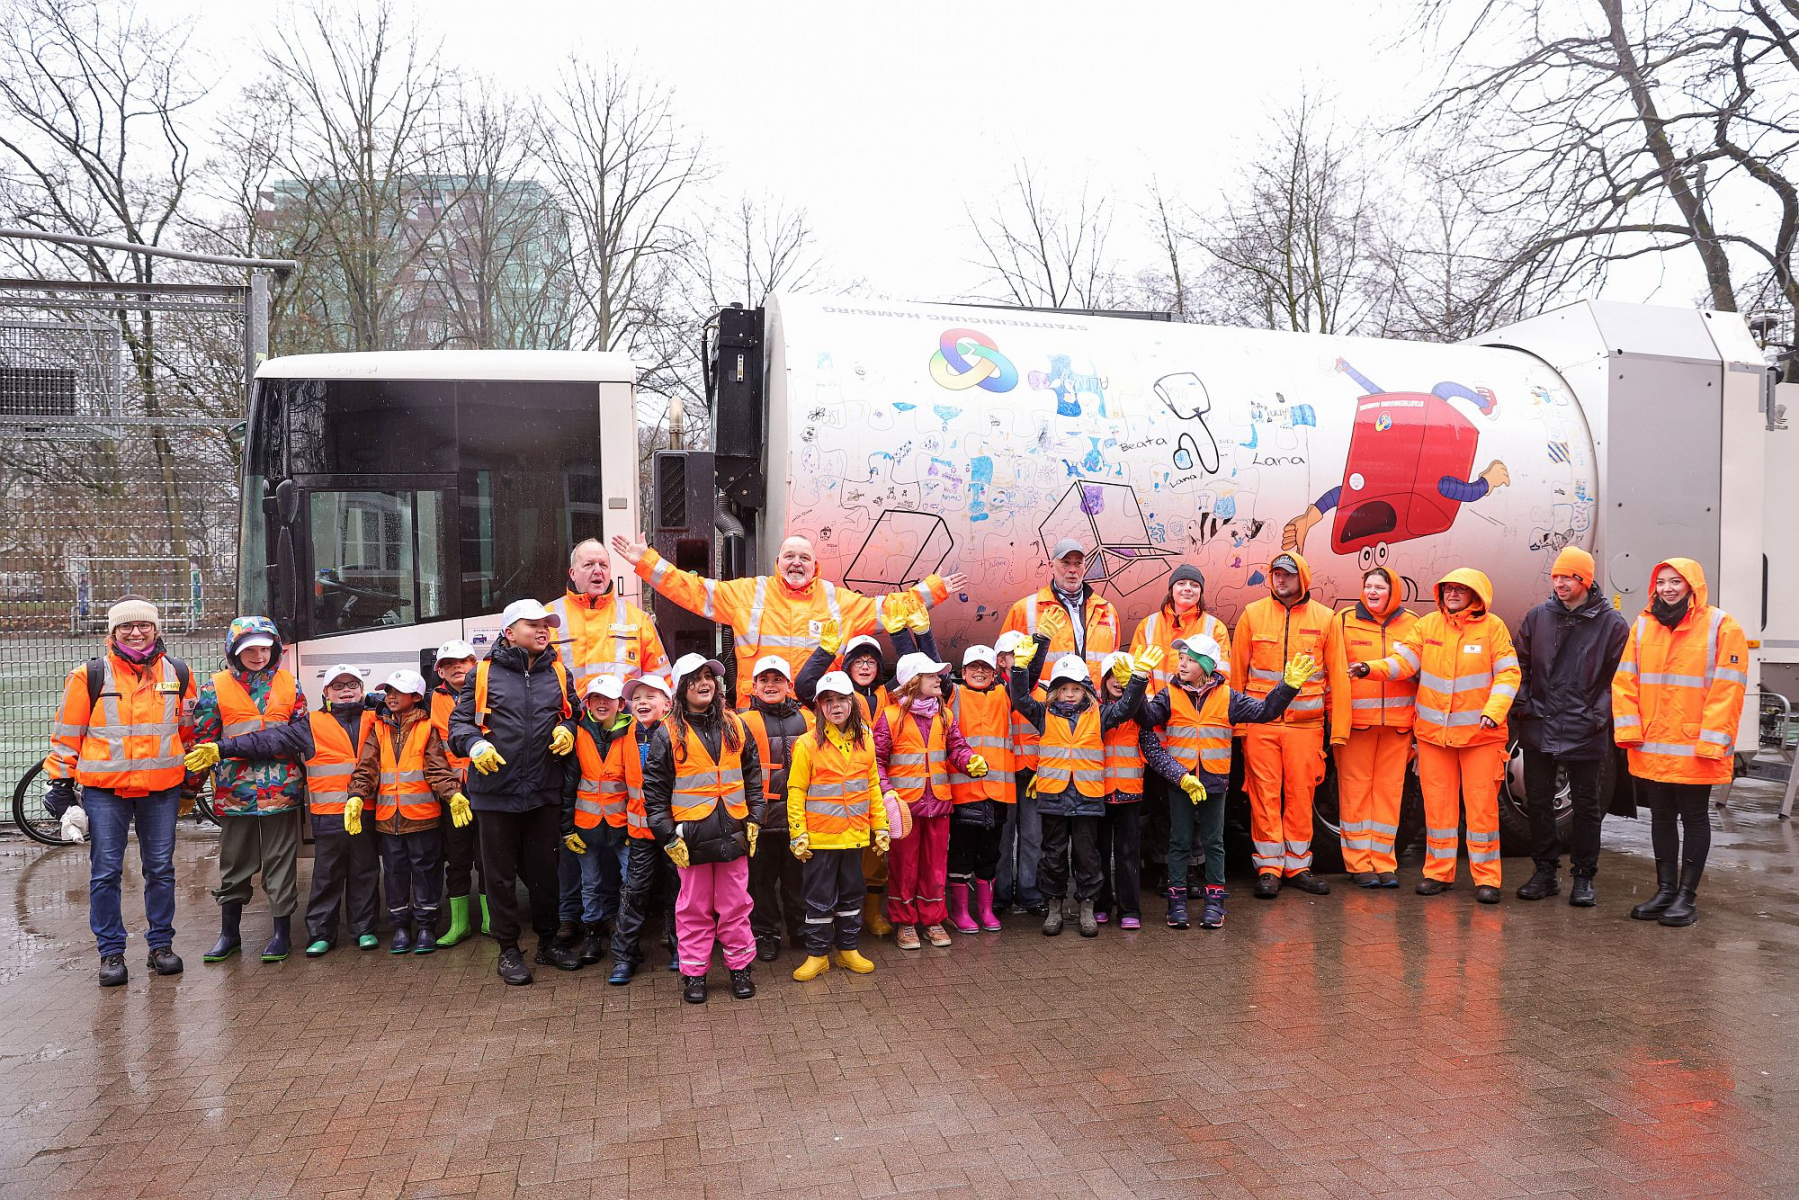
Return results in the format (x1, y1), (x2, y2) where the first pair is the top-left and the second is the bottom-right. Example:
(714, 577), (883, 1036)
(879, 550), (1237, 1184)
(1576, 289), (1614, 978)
(1516, 864), (1559, 901)
(729, 966), (756, 999)
(1569, 876), (1596, 907)
(1658, 861), (1703, 927)
(1631, 860), (1679, 921)
(578, 926), (607, 965)
(204, 902), (243, 962)
(682, 973), (708, 1004)
(98, 954), (128, 987)
(261, 915), (292, 962)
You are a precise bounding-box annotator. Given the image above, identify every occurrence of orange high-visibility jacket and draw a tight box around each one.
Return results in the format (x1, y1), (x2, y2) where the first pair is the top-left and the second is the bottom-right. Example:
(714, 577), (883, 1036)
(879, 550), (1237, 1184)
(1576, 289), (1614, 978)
(1002, 587), (1122, 686)
(1131, 605), (1231, 691)
(546, 589), (668, 691)
(1338, 587), (1419, 732)
(620, 721), (653, 839)
(214, 669), (300, 740)
(1035, 706), (1107, 798)
(1154, 682), (1235, 779)
(635, 547), (950, 704)
(786, 725), (886, 847)
(46, 652), (195, 796)
(1010, 682), (1043, 773)
(1612, 558), (1749, 785)
(305, 708), (376, 815)
(375, 718), (439, 823)
(852, 685), (892, 724)
(671, 717), (749, 822)
(948, 685), (1015, 802)
(881, 704), (950, 803)
(430, 686), (469, 781)
(741, 706), (817, 801)
(572, 721), (631, 829)
(1230, 552), (1350, 738)
(1366, 568), (1518, 748)
(1102, 710), (1144, 797)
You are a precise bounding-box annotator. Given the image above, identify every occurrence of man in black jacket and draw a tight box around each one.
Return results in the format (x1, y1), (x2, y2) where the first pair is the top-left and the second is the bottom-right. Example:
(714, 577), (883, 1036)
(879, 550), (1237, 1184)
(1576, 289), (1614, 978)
(1512, 548), (1630, 906)
(450, 599), (581, 984)
(739, 655), (812, 962)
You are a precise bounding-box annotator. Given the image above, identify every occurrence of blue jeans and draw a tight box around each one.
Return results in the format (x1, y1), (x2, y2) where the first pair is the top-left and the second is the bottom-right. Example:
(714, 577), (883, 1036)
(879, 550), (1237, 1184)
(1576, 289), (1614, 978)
(85, 787), (179, 957)
(558, 824), (626, 924)
(995, 772), (1043, 909)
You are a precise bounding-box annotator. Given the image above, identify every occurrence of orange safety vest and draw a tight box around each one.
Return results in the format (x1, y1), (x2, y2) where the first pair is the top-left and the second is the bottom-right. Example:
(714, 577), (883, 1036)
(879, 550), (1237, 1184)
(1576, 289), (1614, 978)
(619, 720), (653, 839)
(1005, 588), (1122, 685)
(1132, 607), (1231, 691)
(671, 716), (749, 822)
(1338, 606), (1419, 731)
(948, 686), (1014, 802)
(1159, 682), (1234, 778)
(305, 708), (375, 815)
(430, 687), (470, 780)
(471, 657), (572, 733)
(546, 591), (664, 690)
(375, 718), (439, 822)
(572, 723), (630, 829)
(48, 654), (191, 794)
(883, 704), (949, 803)
(741, 707), (817, 801)
(1035, 705), (1106, 797)
(801, 733), (878, 837)
(1391, 610), (1518, 747)
(852, 684), (892, 724)
(1102, 714), (1144, 797)
(1233, 596), (1338, 726)
(1011, 684), (1043, 772)
(213, 669), (300, 740)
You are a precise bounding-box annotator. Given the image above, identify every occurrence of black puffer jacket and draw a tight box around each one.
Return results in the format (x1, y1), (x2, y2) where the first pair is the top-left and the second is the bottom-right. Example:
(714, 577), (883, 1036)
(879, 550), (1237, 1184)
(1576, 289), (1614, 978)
(644, 709), (766, 864)
(449, 640), (577, 811)
(1512, 588), (1631, 759)
(743, 697), (808, 827)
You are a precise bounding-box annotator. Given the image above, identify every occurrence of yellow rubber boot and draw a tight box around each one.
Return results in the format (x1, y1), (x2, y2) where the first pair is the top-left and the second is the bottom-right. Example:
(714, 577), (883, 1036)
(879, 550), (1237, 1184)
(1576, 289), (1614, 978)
(792, 954), (832, 982)
(864, 893), (892, 937)
(832, 949), (875, 974)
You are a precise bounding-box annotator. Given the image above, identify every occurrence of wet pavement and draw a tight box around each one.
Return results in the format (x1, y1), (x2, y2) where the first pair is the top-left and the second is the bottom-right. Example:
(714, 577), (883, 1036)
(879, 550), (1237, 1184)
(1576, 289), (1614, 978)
(1, 781), (1795, 1199)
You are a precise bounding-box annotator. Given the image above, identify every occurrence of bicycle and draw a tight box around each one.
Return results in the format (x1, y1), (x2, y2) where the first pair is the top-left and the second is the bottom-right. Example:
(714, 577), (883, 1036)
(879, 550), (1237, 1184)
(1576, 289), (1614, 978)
(11, 760), (217, 847)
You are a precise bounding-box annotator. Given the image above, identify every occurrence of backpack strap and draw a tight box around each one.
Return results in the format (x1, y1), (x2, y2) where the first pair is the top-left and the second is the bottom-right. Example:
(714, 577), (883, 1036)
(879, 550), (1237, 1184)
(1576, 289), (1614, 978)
(86, 656), (106, 708)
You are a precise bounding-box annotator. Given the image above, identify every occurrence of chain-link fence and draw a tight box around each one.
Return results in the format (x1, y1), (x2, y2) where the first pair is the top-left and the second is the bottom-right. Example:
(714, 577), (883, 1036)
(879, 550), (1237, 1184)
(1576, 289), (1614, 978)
(0, 276), (254, 828)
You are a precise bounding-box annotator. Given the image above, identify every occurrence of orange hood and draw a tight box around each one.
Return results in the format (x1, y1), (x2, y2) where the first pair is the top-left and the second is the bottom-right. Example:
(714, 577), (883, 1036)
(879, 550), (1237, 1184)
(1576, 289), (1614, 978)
(1361, 566), (1403, 619)
(1436, 567), (1494, 619)
(1648, 557), (1709, 613)
(1268, 550), (1314, 604)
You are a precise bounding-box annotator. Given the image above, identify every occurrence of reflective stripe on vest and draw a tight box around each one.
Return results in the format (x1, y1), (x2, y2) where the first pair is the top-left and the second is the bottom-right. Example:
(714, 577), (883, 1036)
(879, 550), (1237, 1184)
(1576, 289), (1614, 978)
(74, 657), (186, 787)
(621, 719), (652, 838)
(671, 715), (748, 822)
(573, 724), (630, 829)
(949, 688), (1016, 800)
(375, 718), (437, 822)
(742, 706), (816, 801)
(1103, 718), (1143, 795)
(213, 669), (298, 739)
(1162, 684), (1233, 776)
(1036, 705), (1105, 797)
(884, 704), (949, 802)
(548, 592), (643, 685)
(803, 733), (877, 835)
(430, 688), (469, 779)
(306, 708), (374, 814)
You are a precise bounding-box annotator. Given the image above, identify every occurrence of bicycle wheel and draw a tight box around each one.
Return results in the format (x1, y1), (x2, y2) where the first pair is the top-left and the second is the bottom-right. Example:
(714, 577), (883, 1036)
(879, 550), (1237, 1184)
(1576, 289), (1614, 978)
(191, 781), (219, 826)
(11, 761), (76, 847)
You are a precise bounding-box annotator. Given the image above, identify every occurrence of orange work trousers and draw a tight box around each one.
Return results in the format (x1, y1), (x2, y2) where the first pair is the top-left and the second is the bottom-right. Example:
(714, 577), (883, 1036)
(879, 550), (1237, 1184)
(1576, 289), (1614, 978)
(1241, 724), (1327, 877)
(1335, 726), (1411, 874)
(1414, 740), (1506, 887)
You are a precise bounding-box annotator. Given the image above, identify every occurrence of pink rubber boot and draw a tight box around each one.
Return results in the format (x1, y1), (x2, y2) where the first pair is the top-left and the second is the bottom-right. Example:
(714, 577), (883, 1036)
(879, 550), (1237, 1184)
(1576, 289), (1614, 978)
(974, 879), (1003, 932)
(947, 882), (980, 934)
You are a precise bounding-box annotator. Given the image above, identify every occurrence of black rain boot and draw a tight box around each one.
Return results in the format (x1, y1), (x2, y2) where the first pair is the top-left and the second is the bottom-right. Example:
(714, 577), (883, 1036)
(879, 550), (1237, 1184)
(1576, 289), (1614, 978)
(204, 902), (243, 962)
(261, 915), (292, 963)
(1631, 860), (1679, 921)
(1569, 874), (1596, 907)
(1658, 861), (1703, 927)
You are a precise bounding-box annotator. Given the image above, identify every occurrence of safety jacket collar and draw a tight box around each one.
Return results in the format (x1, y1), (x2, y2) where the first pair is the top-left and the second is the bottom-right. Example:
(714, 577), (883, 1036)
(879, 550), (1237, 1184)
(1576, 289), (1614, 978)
(1644, 558), (1710, 629)
(1555, 588), (1609, 620)
(750, 696), (802, 720)
(1353, 600), (1408, 627)
(1175, 673), (1226, 703)
(488, 639), (560, 673)
(563, 582), (616, 608)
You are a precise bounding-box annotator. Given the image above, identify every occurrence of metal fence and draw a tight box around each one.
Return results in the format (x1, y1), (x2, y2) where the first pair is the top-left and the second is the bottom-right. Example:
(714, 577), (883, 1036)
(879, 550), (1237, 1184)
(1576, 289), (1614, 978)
(0, 276), (256, 825)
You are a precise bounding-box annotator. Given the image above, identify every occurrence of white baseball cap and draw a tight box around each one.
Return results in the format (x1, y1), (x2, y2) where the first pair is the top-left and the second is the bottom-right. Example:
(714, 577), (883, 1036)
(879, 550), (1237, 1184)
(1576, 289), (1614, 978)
(841, 634), (883, 662)
(624, 674), (673, 702)
(1101, 651), (1133, 679)
(894, 651), (950, 689)
(1175, 635), (1223, 666)
(962, 645), (997, 669)
(994, 630), (1032, 656)
(435, 639), (477, 663)
(321, 663), (367, 687)
(813, 670), (856, 698)
(584, 674), (626, 700)
(1048, 654), (1091, 688)
(236, 634), (276, 652)
(752, 655), (793, 681)
(500, 598), (561, 630)
(382, 669), (428, 697)
(671, 652), (726, 688)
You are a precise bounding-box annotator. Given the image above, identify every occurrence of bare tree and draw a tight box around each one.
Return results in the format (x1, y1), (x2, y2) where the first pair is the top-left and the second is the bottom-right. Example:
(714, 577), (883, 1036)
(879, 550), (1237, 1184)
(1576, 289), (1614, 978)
(966, 163), (1119, 309)
(691, 192), (825, 311)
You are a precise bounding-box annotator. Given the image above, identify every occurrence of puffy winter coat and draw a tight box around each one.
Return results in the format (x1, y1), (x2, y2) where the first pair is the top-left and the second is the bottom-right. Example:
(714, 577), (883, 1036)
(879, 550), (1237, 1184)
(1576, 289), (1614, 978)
(643, 708), (767, 862)
(1513, 586), (1630, 759)
(1365, 568), (1518, 748)
(448, 640), (576, 811)
(1337, 577), (1418, 732)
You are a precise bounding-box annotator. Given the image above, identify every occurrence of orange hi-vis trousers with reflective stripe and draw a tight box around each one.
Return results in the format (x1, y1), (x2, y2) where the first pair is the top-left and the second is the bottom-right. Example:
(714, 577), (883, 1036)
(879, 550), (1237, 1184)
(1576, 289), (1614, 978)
(1241, 724), (1326, 876)
(1415, 740), (1506, 887)
(1334, 726), (1410, 874)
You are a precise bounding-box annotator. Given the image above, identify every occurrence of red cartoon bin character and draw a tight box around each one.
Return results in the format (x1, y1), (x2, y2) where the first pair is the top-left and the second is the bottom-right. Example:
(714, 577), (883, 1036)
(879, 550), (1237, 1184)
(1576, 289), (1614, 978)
(1283, 358), (1511, 569)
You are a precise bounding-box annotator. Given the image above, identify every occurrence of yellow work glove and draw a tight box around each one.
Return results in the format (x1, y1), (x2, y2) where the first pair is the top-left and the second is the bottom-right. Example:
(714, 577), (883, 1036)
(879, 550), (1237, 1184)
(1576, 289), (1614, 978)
(818, 619), (843, 656)
(1110, 655), (1134, 685)
(563, 831), (586, 855)
(470, 742), (506, 775)
(549, 726), (575, 756)
(1015, 639), (1039, 667)
(967, 754), (988, 778)
(664, 835), (690, 869)
(1135, 645), (1164, 676)
(344, 796), (364, 835)
(746, 822), (760, 856)
(873, 828), (891, 855)
(1025, 775), (1040, 800)
(880, 593), (913, 634)
(905, 600), (932, 634)
(790, 831), (812, 862)
(183, 742), (220, 772)
(1179, 774), (1207, 805)
(449, 792), (472, 828)
(1282, 653), (1318, 689)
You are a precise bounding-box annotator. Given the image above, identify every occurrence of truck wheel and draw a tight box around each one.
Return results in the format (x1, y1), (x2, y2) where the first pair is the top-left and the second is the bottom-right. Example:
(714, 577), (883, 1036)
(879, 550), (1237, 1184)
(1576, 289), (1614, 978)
(1499, 740), (1571, 855)
(1309, 757), (1346, 873)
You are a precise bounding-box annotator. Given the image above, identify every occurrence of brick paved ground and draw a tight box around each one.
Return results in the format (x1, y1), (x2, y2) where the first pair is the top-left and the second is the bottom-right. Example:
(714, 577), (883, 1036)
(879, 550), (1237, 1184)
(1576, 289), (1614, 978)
(1, 782), (1795, 1198)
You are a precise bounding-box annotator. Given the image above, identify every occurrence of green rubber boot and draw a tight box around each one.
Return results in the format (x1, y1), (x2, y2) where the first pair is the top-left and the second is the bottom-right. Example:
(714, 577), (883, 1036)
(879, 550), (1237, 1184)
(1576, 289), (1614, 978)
(437, 895), (472, 947)
(480, 893), (491, 936)
(304, 939), (331, 958)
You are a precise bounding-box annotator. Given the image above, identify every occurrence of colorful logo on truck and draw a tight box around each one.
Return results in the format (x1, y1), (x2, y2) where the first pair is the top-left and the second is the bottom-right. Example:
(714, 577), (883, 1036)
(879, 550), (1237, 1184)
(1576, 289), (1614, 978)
(929, 327), (1018, 393)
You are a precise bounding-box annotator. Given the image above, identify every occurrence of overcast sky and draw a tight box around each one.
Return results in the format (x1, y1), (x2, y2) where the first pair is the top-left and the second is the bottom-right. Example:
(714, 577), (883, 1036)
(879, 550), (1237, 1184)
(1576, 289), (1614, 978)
(151, 0), (1705, 314)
